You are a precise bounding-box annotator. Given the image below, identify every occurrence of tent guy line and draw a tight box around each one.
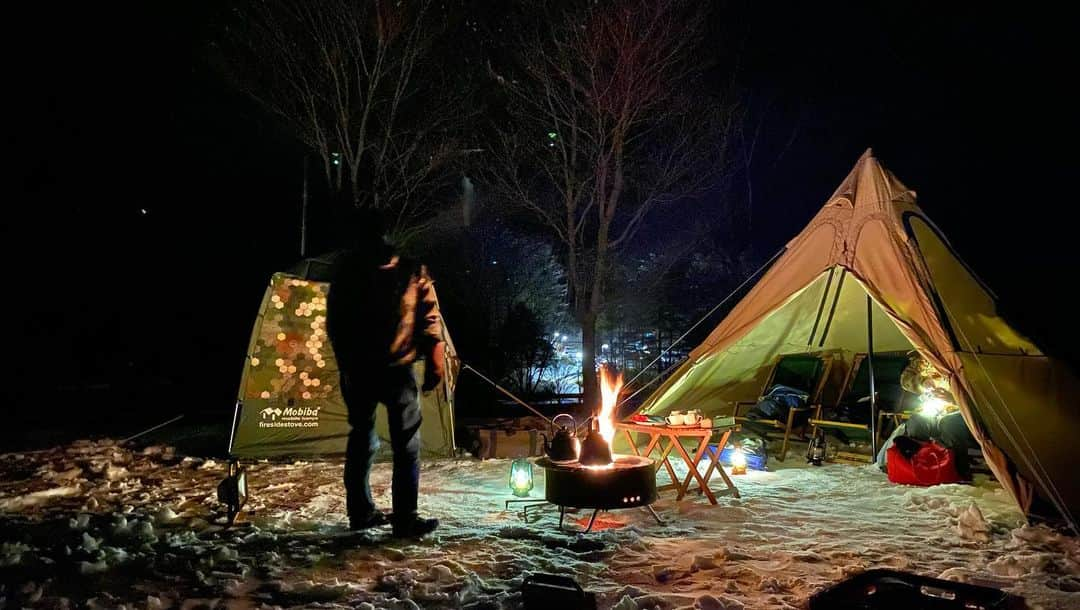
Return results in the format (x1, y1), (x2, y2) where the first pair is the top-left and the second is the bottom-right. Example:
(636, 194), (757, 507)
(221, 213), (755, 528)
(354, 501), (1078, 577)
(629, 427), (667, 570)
(614, 246), (789, 411)
(460, 363), (553, 423)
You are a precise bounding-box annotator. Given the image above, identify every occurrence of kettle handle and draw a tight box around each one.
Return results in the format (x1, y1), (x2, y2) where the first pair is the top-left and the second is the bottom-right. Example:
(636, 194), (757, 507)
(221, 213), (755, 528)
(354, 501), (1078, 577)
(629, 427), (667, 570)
(552, 413), (576, 431)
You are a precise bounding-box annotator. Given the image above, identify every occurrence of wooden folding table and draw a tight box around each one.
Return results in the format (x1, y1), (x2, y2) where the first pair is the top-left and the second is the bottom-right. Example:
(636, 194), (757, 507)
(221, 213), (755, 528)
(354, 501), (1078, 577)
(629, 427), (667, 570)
(616, 421), (741, 504)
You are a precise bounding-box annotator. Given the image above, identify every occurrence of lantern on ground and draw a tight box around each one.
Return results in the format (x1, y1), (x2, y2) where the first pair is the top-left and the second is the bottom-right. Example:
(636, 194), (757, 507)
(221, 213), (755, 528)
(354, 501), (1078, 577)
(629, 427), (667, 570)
(730, 446), (748, 475)
(807, 428), (827, 466)
(509, 458), (534, 497)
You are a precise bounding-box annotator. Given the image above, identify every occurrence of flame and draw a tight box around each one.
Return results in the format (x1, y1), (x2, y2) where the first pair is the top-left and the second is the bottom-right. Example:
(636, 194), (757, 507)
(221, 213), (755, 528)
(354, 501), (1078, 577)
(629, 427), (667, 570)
(598, 366), (624, 447)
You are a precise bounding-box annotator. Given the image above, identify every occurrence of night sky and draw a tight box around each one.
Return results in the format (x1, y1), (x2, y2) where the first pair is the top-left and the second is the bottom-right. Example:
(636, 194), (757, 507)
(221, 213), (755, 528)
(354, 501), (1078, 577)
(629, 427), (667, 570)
(10, 3), (1077, 436)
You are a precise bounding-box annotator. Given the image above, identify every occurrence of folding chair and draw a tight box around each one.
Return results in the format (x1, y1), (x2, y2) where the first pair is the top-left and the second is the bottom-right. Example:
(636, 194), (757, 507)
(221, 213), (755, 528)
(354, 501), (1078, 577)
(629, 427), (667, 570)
(809, 351), (916, 461)
(733, 352), (834, 461)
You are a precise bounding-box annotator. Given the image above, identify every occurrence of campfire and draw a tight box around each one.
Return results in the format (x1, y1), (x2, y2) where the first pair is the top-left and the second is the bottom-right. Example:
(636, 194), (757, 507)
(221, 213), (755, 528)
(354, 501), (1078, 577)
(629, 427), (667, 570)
(578, 367), (625, 468)
(531, 365), (661, 533)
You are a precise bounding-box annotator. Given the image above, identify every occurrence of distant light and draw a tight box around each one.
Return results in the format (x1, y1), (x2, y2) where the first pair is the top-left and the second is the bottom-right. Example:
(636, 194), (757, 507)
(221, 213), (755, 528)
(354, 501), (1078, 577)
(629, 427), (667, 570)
(601, 343), (610, 350)
(491, 260), (498, 265)
(561, 334), (568, 341)
(547, 131), (557, 140)
(575, 351), (583, 360)
(139, 209), (148, 215)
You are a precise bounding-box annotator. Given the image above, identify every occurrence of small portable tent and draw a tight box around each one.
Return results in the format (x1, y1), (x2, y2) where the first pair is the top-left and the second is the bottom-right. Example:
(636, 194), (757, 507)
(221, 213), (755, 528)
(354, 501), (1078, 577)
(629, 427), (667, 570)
(229, 252), (458, 459)
(637, 150), (1080, 531)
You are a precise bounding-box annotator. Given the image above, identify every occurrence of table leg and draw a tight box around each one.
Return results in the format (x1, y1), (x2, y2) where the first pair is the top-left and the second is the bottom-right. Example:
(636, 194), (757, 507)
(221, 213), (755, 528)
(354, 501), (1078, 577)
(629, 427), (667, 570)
(706, 429), (740, 499)
(623, 428), (641, 457)
(700, 443), (722, 486)
(677, 435), (712, 499)
(655, 436), (681, 490)
(641, 432), (662, 460)
(671, 436), (717, 504)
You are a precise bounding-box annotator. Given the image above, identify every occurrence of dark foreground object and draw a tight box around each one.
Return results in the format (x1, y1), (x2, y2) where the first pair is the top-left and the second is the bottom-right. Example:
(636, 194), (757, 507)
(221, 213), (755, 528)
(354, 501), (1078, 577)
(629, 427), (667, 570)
(809, 569), (1026, 609)
(523, 573), (597, 610)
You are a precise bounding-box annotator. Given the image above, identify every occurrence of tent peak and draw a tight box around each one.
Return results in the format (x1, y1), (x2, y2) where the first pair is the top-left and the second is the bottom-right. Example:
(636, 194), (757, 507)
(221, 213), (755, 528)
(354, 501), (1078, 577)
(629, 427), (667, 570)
(824, 149), (910, 211)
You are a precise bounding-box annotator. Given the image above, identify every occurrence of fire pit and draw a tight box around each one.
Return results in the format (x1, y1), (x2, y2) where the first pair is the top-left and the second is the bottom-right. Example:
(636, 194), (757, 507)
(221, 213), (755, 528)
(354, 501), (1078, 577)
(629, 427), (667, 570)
(505, 366), (663, 533)
(536, 454), (662, 532)
(538, 455), (657, 508)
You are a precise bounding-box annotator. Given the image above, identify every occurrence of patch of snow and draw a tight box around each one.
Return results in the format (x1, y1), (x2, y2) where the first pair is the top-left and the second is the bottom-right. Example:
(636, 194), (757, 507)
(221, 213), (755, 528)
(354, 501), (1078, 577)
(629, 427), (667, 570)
(958, 502), (992, 543)
(104, 465), (129, 481)
(1, 541), (32, 566)
(154, 506), (181, 525)
(69, 512), (91, 530)
(80, 532), (101, 553)
(0, 485), (80, 511)
(2, 441), (1079, 609)
(695, 593), (745, 610)
(79, 559), (109, 574)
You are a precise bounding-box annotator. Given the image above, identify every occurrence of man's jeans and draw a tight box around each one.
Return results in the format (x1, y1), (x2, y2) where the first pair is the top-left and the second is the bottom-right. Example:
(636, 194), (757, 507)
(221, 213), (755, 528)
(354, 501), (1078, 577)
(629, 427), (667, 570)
(339, 364), (422, 521)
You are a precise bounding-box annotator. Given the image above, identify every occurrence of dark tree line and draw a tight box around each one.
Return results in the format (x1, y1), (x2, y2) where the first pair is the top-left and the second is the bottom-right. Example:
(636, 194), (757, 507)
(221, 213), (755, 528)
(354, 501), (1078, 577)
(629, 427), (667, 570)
(224, 0), (743, 412)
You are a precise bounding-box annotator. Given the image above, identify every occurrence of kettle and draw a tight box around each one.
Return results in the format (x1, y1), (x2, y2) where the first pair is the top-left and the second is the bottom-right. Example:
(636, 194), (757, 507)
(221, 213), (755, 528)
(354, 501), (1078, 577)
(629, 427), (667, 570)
(578, 418), (613, 466)
(541, 413), (579, 462)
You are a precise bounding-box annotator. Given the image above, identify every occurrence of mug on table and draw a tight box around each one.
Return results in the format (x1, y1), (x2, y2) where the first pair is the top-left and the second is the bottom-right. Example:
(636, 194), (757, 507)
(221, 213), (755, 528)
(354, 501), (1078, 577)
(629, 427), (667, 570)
(682, 410), (703, 426)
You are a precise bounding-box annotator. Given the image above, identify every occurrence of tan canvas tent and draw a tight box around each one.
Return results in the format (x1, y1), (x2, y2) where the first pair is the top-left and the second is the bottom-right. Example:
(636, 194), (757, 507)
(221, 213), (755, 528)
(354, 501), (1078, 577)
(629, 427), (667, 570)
(229, 253), (458, 459)
(636, 150), (1080, 531)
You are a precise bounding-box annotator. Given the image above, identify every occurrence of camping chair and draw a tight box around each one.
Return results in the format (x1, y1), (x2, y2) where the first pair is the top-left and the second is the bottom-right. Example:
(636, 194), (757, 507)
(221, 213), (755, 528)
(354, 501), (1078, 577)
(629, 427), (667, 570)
(809, 352), (917, 461)
(732, 353), (834, 461)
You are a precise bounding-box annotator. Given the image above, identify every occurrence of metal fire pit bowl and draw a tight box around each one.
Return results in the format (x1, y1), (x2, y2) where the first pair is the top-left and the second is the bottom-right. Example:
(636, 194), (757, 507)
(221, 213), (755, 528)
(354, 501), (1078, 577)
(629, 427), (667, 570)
(538, 455), (657, 509)
(517, 455), (663, 533)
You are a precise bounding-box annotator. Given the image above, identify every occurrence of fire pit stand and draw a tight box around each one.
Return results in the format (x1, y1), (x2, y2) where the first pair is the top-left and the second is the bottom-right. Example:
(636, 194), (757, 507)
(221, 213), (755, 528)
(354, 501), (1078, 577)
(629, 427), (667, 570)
(505, 455), (664, 533)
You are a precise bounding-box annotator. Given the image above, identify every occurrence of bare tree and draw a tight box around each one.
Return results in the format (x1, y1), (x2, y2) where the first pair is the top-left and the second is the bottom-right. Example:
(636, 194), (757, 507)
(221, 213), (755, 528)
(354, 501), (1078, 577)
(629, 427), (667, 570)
(225, 0), (473, 243)
(484, 0), (738, 411)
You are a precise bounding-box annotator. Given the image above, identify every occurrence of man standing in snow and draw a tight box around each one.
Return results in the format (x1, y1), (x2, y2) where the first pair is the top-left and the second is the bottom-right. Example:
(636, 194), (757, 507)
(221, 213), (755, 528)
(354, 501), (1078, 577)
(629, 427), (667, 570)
(326, 209), (445, 538)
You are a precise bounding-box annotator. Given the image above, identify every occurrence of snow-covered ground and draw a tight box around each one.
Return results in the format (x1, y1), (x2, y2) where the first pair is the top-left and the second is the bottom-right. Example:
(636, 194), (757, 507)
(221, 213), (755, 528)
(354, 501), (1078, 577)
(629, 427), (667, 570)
(2, 439), (1078, 609)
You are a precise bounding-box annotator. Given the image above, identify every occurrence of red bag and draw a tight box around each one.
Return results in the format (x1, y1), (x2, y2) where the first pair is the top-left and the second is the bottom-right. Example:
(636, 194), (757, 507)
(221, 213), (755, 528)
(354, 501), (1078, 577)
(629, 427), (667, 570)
(887, 440), (963, 486)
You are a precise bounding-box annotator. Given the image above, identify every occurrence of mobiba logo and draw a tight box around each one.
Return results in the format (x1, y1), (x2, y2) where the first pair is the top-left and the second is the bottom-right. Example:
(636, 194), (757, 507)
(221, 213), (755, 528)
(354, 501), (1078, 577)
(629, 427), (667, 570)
(260, 407), (283, 421)
(281, 407), (320, 417)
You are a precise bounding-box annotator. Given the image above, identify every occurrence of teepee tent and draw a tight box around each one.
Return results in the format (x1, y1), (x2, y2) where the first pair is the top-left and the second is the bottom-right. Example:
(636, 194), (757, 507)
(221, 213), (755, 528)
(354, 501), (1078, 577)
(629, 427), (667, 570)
(638, 150), (1080, 531)
(229, 253), (458, 459)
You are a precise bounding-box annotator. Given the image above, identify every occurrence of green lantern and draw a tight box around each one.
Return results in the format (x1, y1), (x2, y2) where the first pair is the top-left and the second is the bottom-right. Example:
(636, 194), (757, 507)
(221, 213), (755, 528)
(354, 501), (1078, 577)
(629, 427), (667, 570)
(509, 458), (534, 497)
